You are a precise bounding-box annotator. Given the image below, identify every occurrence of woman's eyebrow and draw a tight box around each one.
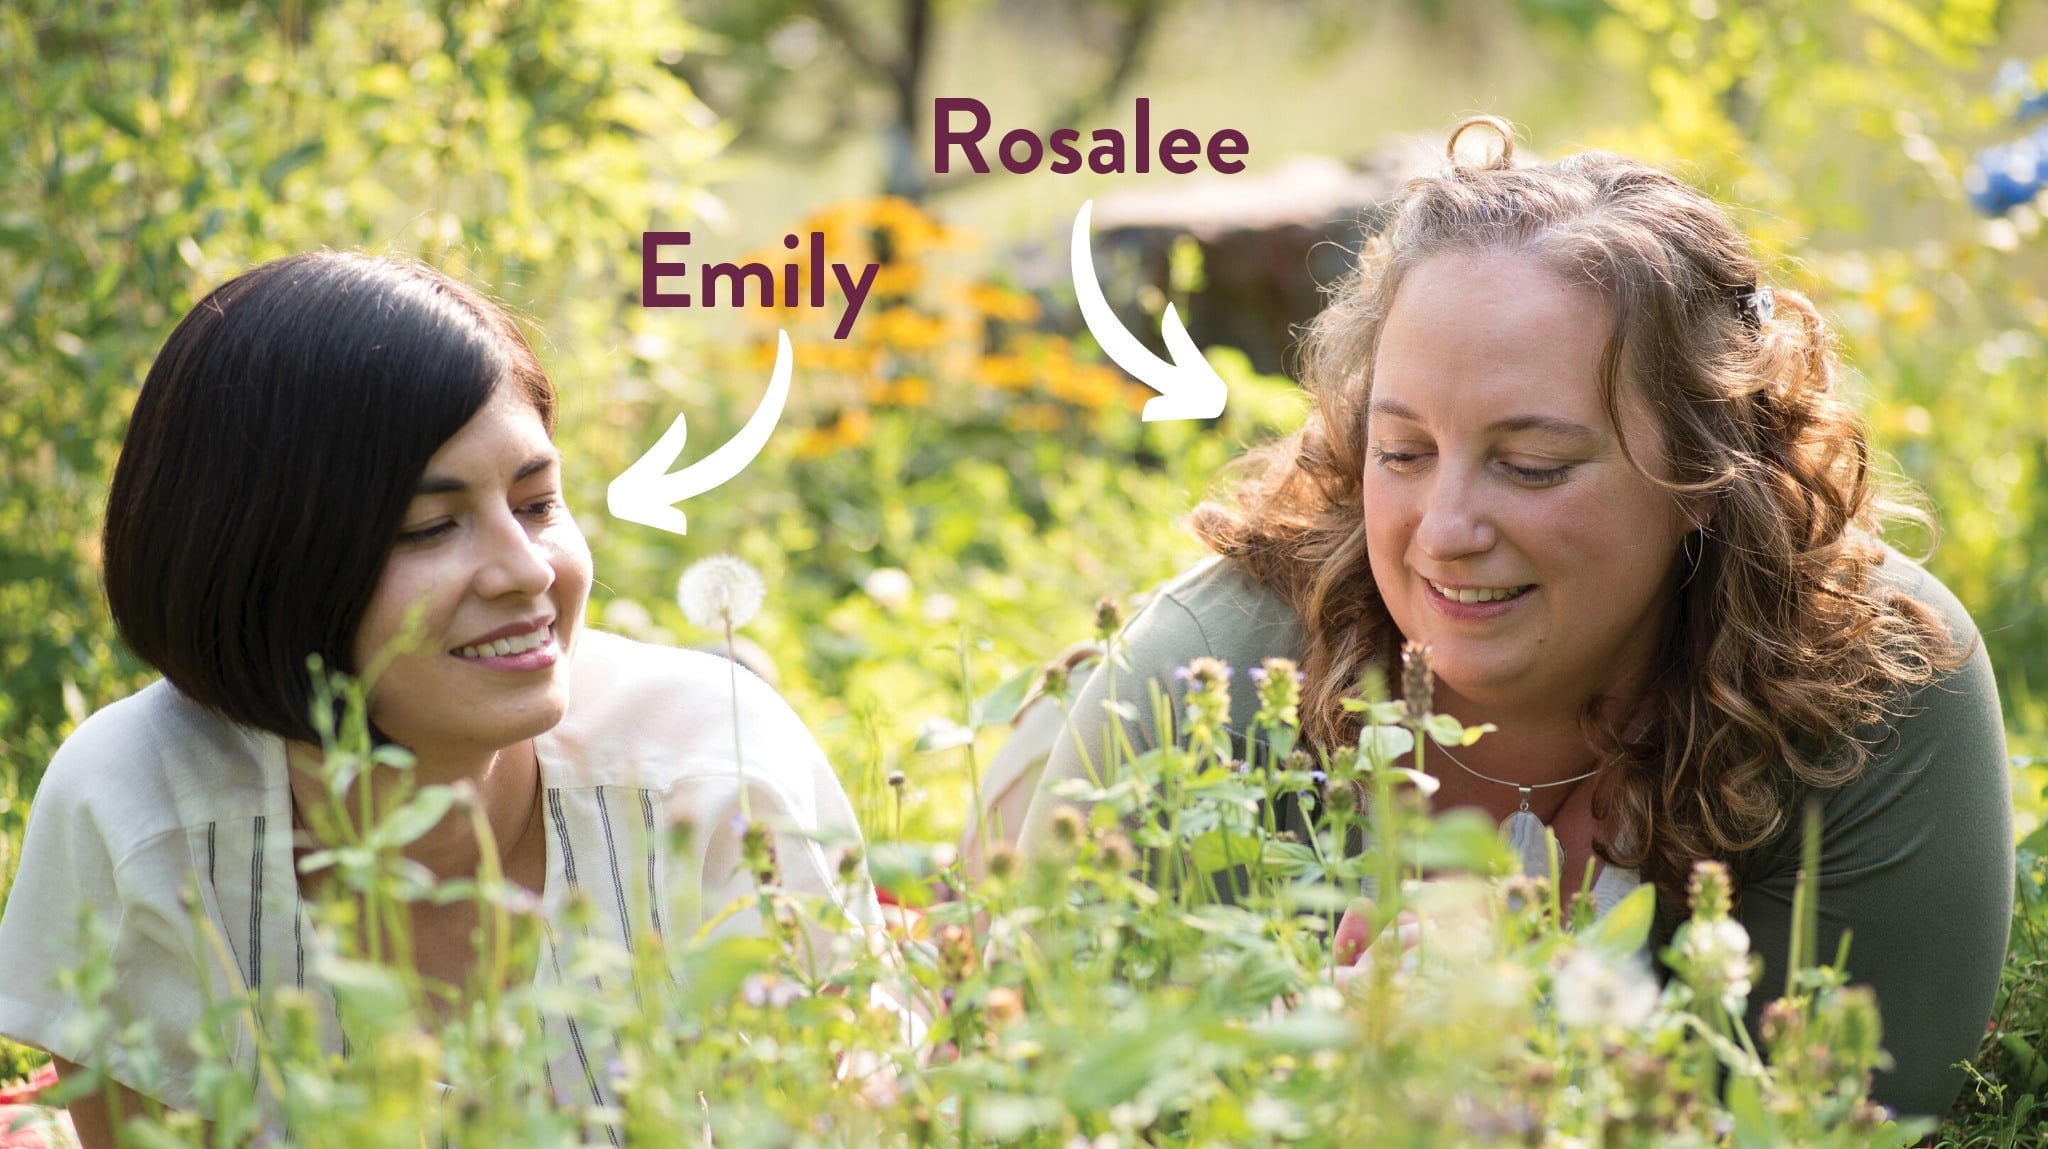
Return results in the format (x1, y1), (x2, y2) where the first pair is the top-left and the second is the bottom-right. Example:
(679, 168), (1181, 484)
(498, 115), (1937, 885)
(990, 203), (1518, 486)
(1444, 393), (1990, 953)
(413, 452), (560, 495)
(1368, 398), (1600, 445)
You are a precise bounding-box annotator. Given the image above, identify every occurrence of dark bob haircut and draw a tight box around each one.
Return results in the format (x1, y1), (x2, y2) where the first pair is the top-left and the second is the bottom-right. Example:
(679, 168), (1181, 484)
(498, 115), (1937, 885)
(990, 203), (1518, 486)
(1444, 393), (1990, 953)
(102, 251), (556, 743)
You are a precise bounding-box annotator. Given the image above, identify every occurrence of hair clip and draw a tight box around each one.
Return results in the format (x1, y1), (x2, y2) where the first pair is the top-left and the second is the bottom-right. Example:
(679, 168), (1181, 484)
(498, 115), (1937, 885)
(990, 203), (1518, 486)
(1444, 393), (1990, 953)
(1735, 284), (1775, 328)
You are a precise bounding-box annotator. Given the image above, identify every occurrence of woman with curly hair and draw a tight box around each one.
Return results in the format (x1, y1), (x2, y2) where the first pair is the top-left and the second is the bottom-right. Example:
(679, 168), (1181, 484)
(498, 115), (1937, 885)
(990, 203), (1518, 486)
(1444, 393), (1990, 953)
(1019, 117), (2010, 1118)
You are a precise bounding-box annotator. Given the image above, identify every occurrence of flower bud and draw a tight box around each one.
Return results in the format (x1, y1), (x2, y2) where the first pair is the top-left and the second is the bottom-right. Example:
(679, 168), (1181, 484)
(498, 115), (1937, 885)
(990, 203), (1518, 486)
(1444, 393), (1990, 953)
(1094, 597), (1125, 640)
(937, 923), (978, 982)
(1400, 641), (1434, 719)
(984, 985), (1025, 1026)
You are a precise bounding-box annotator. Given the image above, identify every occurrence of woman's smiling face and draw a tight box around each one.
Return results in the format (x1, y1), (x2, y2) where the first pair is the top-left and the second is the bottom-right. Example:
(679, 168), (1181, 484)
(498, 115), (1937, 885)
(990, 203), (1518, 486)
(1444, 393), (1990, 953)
(354, 383), (593, 761)
(1363, 249), (1696, 719)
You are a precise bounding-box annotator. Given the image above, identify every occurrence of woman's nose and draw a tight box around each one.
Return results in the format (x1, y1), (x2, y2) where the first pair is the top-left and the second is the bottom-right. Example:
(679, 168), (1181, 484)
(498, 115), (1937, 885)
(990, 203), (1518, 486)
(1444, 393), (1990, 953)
(474, 510), (556, 599)
(1414, 467), (1497, 561)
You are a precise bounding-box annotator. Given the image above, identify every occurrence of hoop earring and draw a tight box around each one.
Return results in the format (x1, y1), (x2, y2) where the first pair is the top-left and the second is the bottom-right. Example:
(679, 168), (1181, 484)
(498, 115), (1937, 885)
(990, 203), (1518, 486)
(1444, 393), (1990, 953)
(1678, 526), (1706, 589)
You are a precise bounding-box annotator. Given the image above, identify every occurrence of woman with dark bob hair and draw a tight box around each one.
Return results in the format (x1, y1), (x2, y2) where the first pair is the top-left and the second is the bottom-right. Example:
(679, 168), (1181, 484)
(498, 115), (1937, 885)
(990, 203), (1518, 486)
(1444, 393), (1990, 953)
(0, 252), (878, 1141)
(1019, 118), (2011, 1119)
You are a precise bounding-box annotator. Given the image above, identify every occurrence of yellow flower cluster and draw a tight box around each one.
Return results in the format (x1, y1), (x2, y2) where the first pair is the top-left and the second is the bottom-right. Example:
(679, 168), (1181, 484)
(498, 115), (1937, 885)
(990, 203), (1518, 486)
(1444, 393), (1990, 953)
(757, 196), (1146, 457)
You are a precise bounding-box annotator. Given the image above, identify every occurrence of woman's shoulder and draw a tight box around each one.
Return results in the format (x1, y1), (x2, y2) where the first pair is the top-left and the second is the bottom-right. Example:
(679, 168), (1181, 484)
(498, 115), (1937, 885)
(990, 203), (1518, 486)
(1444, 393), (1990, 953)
(541, 629), (822, 789)
(35, 680), (278, 857)
(1868, 541), (1980, 646)
(1134, 555), (1307, 663)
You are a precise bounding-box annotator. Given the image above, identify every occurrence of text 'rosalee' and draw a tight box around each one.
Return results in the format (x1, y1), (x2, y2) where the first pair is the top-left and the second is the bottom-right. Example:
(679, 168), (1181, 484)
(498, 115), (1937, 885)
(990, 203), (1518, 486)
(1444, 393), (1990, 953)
(933, 97), (1248, 176)
(641, 231), (879, 340)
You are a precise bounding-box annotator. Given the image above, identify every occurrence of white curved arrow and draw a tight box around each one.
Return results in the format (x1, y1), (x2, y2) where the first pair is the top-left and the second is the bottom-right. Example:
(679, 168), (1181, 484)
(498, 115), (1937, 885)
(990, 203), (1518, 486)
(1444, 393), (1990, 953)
(607, 329), (792, 536)
(1070, 199), (1227, 422)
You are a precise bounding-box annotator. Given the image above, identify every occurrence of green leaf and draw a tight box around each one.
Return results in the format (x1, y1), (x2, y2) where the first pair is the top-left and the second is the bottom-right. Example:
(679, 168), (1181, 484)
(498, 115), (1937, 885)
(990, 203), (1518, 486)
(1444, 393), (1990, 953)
(82, 93), (144, 137)
(912, 715), (974, 753)
(969, 663), (1037, 728)
(260, 139), (325, 198)
(1189, 829), (1263, 874)
(1407, 809), (1515, 875)
(1259, 839), (1323, 880)
(368, 785), (457, 851)
(674, 935), (778, 1013)
(1579, 883), (1656, 956)
(971, 1094), (1062, 1140)
(1725, 1074), (1776, 1149)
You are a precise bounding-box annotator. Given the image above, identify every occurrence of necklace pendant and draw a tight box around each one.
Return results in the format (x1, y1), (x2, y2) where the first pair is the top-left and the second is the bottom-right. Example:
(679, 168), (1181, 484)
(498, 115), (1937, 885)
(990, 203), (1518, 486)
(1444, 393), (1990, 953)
(1503, 808), (1564, 879)
(1516, 785), (1533, 813)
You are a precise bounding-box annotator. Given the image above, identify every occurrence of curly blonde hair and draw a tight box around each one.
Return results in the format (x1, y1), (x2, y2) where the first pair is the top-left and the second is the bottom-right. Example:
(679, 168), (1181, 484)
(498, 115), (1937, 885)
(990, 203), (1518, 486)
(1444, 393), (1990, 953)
(1189, 119), (1968, 907)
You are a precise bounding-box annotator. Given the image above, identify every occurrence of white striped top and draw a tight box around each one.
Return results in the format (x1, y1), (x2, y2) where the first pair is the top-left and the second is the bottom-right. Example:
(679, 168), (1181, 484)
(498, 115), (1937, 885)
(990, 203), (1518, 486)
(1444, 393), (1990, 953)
(0, 630), (880, 1126)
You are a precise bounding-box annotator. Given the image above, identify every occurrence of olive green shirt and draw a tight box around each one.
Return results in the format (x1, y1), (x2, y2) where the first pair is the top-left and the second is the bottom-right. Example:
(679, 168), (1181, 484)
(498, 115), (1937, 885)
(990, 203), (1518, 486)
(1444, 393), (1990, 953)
(1019, 550), (2012, 1119)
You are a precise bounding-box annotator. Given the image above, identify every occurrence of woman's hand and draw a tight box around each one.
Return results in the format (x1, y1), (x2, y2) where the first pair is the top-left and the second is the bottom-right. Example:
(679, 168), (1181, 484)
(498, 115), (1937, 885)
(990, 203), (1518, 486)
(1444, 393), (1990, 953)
(1331, 897), (1420, 986)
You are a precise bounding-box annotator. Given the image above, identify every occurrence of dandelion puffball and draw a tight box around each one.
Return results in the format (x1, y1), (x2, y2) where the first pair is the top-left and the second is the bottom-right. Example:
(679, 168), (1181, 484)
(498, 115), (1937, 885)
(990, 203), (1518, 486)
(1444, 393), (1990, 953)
(678, 555), (766, 631)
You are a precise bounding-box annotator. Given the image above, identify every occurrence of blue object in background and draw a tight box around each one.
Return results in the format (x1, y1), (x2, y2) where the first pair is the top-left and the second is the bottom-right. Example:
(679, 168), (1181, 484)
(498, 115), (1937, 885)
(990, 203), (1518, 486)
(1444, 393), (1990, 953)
(1966, 62), (2048, 217)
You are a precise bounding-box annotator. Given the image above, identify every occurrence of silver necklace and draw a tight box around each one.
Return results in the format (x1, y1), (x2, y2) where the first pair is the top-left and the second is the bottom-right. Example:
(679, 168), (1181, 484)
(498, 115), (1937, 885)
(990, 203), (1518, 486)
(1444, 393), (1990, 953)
(1427, 736), (1599, 877)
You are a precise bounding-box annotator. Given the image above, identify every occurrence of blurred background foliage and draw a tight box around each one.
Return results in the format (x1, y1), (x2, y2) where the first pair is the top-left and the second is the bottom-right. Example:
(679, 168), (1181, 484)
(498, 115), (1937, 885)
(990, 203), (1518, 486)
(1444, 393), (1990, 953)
(4, 0), (2048, 1135)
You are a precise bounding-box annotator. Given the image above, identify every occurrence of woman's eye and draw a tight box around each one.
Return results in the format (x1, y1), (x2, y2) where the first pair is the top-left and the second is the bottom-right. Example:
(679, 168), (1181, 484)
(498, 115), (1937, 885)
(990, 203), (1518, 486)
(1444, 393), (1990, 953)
(396, 521), (454, 544)
(1503, 460), (1573, 485)
(520, 496), (563, 520)
(1370, 446), (1426, 470)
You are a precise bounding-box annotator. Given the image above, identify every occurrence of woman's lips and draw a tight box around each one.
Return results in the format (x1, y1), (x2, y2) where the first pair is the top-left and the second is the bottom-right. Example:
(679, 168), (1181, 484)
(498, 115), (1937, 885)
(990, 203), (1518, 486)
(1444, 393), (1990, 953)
(1422, 579), (1534, 621)
(452, 623), (560, 671)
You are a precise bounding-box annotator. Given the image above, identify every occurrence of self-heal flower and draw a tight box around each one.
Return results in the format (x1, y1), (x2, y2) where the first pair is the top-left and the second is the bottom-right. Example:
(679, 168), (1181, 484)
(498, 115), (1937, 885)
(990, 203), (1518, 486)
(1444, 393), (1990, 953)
(1252, 657), (1303, 731)
(1400, 641), (1434, 720)
(1176, 657), (1233, 741)
(678, 554), (765, 631)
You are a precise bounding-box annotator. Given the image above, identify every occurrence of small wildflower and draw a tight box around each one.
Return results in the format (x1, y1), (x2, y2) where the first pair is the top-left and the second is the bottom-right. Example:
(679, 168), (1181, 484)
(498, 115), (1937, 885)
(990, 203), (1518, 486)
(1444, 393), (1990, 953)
(984, 985), (1025, 1026)
(1176, 656), (1233, 739)
(1552, 948), (1660, 1030)
(677, 554), (766, 631)
(1093, 597), (1124, 640)
(937, 923), (978, 982)
(1094, 829), (1136, 872)
(1252, 657), (1303, 731)
(1049, 806), (1085, 847)
(1672, 915), (1754, 1014)
(1041, 663), (1071, 699)
(1686, 859), (1733, 922)
(742, 820), (781, 885)
(985, 842), (1020, 881)
(886, 770), (907, 790)
(1400, 641), (1434, 720)
(837, 846), (865, 883)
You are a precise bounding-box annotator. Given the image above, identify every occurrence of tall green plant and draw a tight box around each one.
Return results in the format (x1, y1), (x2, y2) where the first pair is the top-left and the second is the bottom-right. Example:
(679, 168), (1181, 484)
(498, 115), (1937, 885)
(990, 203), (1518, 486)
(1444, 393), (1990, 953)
(0, 0), (720, 795)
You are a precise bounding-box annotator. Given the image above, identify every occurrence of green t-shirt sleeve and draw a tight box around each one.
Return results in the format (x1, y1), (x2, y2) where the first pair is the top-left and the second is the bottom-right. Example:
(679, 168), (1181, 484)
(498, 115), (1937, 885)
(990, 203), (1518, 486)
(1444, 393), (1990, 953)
(1016, 559), (1305, 853)
(1734, 553), (2012, 1119)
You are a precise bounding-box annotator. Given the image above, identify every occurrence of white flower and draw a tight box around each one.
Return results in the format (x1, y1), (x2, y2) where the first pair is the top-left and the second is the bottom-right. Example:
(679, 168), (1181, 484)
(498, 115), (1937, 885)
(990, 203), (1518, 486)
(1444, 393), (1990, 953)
(677, 555), (765, 630)
(1552, 947), (1660, 1030)
(921, 592), (958, 623)
(1677, 916), (1754, 1011)
(862, 567), (914, 612)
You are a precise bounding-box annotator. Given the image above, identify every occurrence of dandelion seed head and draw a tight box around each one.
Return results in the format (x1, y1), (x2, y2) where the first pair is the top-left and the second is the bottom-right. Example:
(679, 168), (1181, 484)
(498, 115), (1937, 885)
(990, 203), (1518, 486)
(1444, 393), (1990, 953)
(1553, 948), (1659, 1030)
(677, 554), (766, 631)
